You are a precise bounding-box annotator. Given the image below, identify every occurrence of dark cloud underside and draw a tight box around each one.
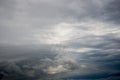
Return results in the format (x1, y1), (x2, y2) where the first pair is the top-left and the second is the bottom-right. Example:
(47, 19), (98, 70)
(0, 0), (120, 80)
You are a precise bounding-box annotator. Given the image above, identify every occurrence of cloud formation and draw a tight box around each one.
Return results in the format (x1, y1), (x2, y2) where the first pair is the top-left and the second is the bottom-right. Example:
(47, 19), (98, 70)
(0, 0), (120, 80)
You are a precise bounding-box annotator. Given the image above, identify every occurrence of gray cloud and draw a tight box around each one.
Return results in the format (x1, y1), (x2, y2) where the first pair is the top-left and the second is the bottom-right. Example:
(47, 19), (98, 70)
(0, 0), (120, 80)
(104, 0), (120, 24)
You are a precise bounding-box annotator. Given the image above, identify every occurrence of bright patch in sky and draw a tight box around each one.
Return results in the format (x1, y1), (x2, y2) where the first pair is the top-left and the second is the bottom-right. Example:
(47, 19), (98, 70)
(0, 0), (120, 80)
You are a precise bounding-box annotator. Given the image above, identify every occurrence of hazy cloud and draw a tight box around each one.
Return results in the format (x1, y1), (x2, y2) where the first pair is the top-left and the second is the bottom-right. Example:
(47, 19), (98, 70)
(0, 0), (120, 80)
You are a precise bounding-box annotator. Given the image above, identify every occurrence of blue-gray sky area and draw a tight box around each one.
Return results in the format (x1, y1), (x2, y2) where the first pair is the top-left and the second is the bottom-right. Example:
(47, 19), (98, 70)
(0, 0), (120, 80)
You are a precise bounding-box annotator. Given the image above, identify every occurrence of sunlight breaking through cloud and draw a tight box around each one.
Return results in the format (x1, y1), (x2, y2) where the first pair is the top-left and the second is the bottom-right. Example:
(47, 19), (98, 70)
(0, 0), (120, 80)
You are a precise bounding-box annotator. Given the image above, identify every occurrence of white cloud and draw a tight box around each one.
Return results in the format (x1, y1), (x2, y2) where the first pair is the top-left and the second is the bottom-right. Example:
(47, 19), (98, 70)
(46, 65), (67, 74)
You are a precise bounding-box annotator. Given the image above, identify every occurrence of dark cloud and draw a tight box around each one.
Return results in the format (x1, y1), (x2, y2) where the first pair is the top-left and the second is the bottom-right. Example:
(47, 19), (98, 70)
(104, 0), (120, 23)
(0, 0), (120, 80)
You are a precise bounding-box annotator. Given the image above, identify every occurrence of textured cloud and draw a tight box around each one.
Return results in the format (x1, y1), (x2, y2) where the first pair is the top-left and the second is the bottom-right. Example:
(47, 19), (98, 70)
(0, 0), (120, 80)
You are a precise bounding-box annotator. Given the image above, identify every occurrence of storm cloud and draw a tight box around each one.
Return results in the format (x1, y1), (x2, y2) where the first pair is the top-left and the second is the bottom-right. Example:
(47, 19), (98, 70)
(0, 0), (120, 80)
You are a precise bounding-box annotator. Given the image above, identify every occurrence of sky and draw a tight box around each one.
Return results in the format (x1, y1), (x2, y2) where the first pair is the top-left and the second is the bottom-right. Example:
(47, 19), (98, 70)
(0, 0), (120, 80)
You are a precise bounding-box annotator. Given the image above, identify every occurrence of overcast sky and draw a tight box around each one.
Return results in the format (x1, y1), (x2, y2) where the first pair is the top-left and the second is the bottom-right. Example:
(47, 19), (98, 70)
(0, 0), (120, 80)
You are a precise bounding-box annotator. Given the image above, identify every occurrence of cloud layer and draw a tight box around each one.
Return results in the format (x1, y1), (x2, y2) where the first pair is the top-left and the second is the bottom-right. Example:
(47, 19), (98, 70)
(0, 0), (120, 80)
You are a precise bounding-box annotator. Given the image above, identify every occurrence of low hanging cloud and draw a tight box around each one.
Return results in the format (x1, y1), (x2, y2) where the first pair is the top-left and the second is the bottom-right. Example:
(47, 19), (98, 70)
(0, 0), (120, 80)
